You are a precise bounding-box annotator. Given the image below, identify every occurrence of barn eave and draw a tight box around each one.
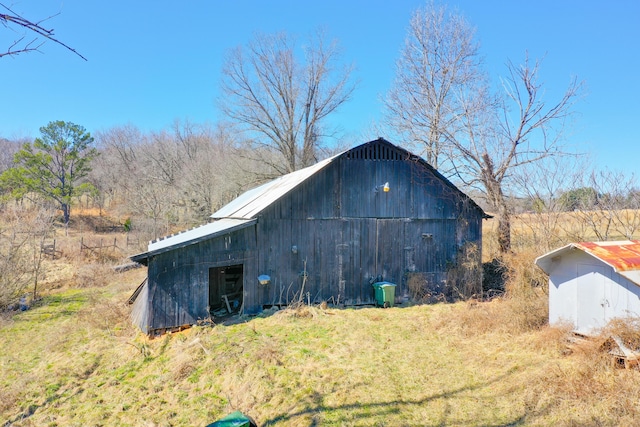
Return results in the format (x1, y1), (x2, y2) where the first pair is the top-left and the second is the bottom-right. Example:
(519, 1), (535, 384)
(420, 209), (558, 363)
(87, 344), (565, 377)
(130, 218), (256, 265)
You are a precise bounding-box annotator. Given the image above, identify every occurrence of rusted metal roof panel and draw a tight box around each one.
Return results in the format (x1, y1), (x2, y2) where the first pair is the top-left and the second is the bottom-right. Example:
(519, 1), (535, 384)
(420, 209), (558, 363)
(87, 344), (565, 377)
(211, 154), (340, 220)
(574, 241), (640, 272)
(536, 240), (640, 280)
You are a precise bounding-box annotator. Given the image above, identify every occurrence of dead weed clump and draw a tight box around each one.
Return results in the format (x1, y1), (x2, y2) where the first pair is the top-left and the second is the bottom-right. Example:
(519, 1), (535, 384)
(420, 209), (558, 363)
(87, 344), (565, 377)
(525, 318), (640, 423)
(529, 323), (574, 355)
(277, 304), (326, 319)
(170, 350), (199, 382)
(501, 248), (548, 296)
(76, 263), (115, 288)
(441, 248), (549, 336)
(436, 289), (548, 337)
(446, 242), (482, 299)
(253, 335), (284, 366)
(529, 337), (640, 423)
(601, 317), (640, 351)
(0, 375), (29, 413)
(78, 291), (135, 337)
(501, 289), (549, 332)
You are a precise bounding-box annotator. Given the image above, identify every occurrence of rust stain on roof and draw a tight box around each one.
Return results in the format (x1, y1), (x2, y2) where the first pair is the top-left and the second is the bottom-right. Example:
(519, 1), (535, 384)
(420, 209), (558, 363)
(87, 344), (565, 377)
(576, 240), (640, 272)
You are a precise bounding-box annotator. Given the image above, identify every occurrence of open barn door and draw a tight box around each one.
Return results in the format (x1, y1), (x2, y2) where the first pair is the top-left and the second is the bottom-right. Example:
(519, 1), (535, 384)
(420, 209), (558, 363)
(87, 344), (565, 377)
(209, 264), (244, 316)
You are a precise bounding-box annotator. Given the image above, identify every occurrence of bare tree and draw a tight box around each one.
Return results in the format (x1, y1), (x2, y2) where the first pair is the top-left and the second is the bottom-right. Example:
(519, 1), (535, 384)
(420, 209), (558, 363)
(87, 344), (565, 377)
(0, 137), (21, 174)
(0, 2), (85, 60)
(566, 169), (640, 241)
(385, 2), (483, 170)
(388, 3), (583, 254)
(510, 156), (584, 253)
(170, 120), (246, 218)
(0, 204), (54, 309)
(220, 30), (356, 174)
(92, 122), (252, 238)
(453, 57), (582, 253)
(93, 125), (176, 238)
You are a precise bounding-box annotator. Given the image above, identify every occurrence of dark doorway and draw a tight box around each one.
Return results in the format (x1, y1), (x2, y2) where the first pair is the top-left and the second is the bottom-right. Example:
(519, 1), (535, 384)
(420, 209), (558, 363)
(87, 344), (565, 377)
(209, 264), (244, 316)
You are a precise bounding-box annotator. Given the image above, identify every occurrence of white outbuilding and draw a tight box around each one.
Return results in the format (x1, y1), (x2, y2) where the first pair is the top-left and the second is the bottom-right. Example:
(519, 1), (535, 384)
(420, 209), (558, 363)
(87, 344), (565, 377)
(535, 240), (640, 335)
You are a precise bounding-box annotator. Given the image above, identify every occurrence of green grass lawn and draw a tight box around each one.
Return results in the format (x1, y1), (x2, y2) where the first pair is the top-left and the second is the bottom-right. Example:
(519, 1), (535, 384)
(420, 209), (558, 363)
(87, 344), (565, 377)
(2, 274), (639, 426)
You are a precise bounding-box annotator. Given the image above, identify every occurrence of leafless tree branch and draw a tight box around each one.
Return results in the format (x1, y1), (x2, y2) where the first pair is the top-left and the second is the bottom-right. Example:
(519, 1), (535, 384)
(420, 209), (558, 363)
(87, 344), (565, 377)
(220, 29), (356, 174)
(0, 2), (86, 60)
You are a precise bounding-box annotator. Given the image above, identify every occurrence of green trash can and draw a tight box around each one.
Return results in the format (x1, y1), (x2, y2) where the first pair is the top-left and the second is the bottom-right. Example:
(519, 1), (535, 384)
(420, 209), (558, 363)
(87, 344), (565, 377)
(372, 281), (396, 308)
(206, 411), (257, 427)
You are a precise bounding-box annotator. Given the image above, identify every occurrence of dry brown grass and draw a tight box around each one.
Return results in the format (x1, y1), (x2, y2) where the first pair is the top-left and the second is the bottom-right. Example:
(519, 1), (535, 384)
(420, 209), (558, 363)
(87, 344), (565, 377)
(526, 332), (640, 425)
(75, 263), (116, 288)
(483, 209), (640, 260)
(602, 317), (640, 351)
(4, 281), (640, 426)
(433, 289), (548, 336)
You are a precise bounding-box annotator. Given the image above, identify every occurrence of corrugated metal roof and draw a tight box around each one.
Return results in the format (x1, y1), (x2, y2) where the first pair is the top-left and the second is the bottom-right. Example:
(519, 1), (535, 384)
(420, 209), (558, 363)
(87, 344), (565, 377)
(535, 240), (640, 286)
(211, 153), (340, 219)
(130, 218), (255, 262)
(575, 240), (640, 272)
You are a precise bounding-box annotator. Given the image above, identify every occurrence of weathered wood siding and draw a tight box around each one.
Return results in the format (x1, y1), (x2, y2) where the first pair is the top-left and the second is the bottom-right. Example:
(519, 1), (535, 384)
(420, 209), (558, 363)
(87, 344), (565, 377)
(262, 152), (476, 221)
(245, 148), (483, 312)
(144, 226), (257, 333)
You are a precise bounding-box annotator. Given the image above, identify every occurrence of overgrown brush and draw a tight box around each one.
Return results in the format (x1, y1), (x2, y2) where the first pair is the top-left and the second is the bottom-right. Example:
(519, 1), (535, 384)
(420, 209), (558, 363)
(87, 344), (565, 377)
(75, 263), (115, 288)
(442, 246), (550, 336)
(78, 294), (135, 337)
(435, 289), (548, 336)
(446, 242), (482, 299)
(602, 317), (640, 351)
(0, 205), (55, 308)
(525, 322), (640, 425)
(481, 248), (547, 300)
(501, 247), (548, 296)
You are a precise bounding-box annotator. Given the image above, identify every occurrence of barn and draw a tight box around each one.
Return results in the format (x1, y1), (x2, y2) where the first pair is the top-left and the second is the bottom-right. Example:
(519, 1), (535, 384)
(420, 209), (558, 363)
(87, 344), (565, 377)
(130, 138), (488, 335)
(535, 240), (640, 335)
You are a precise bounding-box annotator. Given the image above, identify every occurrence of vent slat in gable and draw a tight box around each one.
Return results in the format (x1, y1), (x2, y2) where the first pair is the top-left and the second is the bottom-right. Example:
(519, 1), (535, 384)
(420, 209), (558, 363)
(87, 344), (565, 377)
(345, 140), (405, 161)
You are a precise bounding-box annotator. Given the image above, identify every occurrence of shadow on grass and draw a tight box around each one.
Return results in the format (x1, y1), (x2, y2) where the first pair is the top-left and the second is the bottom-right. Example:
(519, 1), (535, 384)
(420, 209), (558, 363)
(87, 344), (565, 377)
(261, 367), (547, 427)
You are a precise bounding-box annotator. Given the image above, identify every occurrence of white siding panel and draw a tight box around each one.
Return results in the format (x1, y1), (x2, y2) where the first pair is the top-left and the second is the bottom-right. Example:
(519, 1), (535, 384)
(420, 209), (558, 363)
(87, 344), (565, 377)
(576, 263), (607, 334)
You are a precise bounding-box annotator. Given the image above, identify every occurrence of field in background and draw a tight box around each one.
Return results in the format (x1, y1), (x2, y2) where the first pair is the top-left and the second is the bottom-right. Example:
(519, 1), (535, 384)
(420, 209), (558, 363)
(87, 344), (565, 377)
(2, 210), (640, 425)
(483, 209), (640, 259)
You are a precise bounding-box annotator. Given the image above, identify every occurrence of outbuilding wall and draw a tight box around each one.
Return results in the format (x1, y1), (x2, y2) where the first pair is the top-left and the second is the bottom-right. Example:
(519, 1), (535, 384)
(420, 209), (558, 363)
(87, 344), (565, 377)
(143, 225), (257, 333)
(548, 250), (640, 334)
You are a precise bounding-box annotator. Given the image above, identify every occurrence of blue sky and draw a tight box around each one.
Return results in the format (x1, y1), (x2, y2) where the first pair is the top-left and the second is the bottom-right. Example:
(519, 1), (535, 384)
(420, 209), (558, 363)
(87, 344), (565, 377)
(1, 1), (638, 174)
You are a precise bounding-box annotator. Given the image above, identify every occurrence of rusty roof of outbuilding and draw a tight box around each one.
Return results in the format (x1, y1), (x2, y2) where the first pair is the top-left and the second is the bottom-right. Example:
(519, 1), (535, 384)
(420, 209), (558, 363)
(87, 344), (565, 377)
(574, 241), (640, 272)
(535, 240), (640, 286)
